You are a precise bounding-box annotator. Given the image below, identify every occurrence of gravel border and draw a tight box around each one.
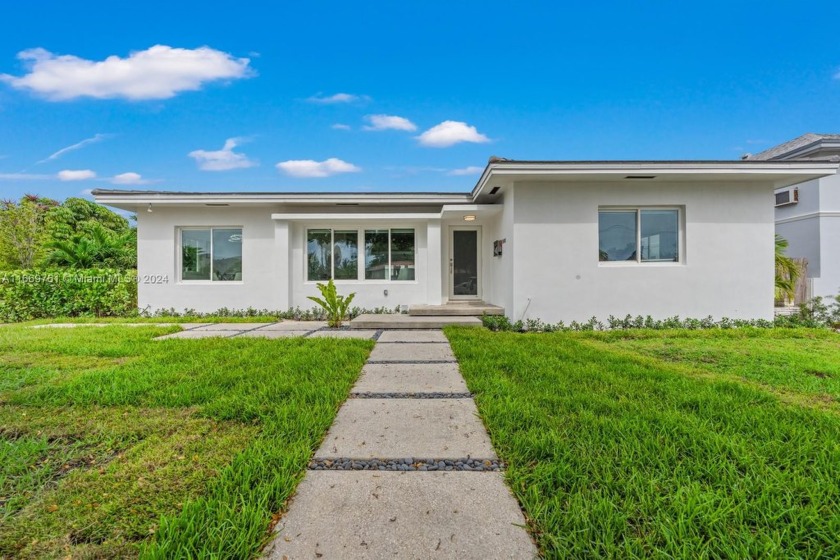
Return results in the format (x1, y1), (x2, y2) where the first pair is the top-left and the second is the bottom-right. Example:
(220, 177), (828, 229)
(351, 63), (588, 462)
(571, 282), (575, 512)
(308, 457), (504, 471)
(350, 392), (472, 399)
(366, 360), (458, 364)
(375, 341), (451, 344)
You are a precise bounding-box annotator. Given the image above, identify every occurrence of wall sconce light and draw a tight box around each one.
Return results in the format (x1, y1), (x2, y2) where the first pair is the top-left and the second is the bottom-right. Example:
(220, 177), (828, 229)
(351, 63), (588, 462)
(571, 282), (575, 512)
(463, 215), (476, 222)
(147, 203), (153, 213)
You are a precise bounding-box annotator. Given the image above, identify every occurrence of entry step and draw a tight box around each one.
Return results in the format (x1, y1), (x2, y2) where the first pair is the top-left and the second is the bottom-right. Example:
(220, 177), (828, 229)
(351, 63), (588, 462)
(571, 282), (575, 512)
(350, 314), (483, 329)
(408, 302), (504, 316)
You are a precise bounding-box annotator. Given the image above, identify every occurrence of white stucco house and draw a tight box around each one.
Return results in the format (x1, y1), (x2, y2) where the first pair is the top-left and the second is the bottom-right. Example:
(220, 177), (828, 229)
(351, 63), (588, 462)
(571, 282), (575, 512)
(745, 134), (840, 299)
(93, 159), (838, 323)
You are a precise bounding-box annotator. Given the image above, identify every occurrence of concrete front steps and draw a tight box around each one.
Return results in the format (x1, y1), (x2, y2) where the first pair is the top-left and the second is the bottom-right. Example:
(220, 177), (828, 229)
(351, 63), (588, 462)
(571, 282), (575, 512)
(408, 301), (504, 316)
(350, 301), (502, 329)
(350, 314), (482, 329)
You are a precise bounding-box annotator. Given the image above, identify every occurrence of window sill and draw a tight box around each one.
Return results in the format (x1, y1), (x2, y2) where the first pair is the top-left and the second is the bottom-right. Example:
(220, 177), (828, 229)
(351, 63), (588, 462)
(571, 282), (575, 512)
(598, 261), (684, 267)
(177, 280), (245, 285)
(304, 280), (419, 285)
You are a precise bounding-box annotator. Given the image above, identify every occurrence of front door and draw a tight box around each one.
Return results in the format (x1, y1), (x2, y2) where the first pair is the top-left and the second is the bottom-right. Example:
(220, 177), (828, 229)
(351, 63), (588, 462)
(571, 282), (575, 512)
(450, 228), (480, 299)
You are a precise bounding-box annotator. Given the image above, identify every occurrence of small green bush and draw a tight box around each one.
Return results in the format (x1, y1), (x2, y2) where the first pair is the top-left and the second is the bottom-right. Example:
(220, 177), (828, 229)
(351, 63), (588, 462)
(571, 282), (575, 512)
(0, 269), (137, 322)
(307, 279), (356, 327)
(483, 294), (840, 333)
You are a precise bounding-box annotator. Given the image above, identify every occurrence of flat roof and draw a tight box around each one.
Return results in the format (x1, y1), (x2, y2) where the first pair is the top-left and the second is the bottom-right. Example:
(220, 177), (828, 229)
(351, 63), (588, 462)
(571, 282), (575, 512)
(92, 159), (839, 209)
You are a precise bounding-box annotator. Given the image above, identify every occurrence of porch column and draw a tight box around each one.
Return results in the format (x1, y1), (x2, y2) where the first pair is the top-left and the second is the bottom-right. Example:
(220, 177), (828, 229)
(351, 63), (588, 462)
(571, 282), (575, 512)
(274, 219), (291, 310)
(426, 219), (443, 305)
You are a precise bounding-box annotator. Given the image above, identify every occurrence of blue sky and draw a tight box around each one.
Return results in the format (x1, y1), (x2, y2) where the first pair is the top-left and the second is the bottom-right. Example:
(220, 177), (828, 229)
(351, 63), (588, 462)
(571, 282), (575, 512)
(1, 0), (839, 201)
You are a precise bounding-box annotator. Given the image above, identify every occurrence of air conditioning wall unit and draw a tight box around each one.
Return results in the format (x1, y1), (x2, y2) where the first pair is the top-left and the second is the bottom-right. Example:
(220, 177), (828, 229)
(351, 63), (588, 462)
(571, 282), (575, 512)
(775, 188), (799, 207)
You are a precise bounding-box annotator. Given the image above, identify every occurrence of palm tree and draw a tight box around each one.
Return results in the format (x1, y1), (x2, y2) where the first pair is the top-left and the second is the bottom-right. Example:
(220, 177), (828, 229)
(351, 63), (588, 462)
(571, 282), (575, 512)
(775, 235), (801, 303)
(44, 224), (136, 269)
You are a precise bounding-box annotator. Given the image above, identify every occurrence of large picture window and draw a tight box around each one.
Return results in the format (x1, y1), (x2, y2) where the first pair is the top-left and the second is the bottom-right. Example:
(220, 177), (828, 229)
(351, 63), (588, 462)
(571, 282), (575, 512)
(308, 228), (415, 281)
(598, 209), (679, 263)
(181, 227), (242, 281)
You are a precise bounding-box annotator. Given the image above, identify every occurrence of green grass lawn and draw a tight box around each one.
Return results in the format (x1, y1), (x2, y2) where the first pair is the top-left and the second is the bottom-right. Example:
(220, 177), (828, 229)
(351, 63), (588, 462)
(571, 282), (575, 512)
(0, 324), (372, 558)
(445, 326), (840, 559)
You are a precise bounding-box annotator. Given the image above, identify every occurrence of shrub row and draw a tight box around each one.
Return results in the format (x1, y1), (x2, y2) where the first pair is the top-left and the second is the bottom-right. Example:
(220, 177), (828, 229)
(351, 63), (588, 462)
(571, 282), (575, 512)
(483, 295), (840, 332)
(0, 269), (138, 322)
(139, 305), (400, 321)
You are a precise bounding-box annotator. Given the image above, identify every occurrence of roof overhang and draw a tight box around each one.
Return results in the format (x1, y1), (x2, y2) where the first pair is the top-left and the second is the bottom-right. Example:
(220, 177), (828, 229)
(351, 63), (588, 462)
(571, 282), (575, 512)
(91, 190), (473, 211)
(92, 160), (840, 211)
(270, 205), (501, 221)
(471, 160), (840, 198)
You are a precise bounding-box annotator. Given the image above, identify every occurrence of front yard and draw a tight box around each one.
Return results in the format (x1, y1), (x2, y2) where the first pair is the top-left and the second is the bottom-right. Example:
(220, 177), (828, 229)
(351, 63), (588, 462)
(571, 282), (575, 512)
(0, 324), (372, 558)
(4, 323), (839, 558)
(445, 327), (840, 558)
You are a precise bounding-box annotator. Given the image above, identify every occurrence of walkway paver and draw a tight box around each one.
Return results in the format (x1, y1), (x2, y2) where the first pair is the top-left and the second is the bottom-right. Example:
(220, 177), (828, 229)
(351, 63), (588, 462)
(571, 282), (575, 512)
(266, 471), (535, 559)
(308, 329), (379, 339)
(316, 398), (495, 459)
(368, 342), (456, 362)
(146, 322), (379, 340)
(266, 329), (537, 559)
(377, 330), (449, 343)
(354, 363), (468, 394)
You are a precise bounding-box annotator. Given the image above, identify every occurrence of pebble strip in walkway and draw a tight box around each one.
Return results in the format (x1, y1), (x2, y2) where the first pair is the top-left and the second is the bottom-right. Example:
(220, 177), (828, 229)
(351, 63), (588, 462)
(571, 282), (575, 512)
(264, 329), (537, 559)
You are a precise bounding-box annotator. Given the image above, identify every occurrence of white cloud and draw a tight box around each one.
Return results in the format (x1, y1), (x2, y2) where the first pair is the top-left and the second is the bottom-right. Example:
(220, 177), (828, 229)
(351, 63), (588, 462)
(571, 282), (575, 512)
(363, 114), (417, 132)
(306, 92), (369, 104)
(80, 188), (93, 197)
(38, 133), (111, 163)
(57, 169), (96, 181)
(275, 158), (361, 178)
(1, 45), (253, 101)
(189, 138), (256, 171)
(111, 172), (148, 185)
(332, 123), (351, 130)
(416, 120), (490, 148)
(448, 165), (484, 176)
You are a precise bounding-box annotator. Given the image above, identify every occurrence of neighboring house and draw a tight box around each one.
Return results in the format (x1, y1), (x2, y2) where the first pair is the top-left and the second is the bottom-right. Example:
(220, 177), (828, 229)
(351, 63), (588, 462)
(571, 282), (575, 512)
(745, 134), (840, 299)
(93, 159), (837, 323)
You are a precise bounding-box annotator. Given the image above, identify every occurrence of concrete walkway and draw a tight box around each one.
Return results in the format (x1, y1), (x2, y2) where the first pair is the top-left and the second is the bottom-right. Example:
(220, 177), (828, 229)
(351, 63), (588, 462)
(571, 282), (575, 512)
(264, 330), (537, 559)
(31, 322), (378, 340)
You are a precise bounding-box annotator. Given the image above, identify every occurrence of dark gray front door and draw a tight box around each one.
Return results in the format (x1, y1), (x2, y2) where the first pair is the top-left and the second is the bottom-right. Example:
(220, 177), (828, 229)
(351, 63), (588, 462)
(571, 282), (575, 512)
(451, 229), (479, 298)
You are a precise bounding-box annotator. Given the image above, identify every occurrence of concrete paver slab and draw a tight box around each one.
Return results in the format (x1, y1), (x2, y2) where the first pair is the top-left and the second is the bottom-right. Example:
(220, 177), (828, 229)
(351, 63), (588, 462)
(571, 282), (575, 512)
(238, 330), (312, 339)
(315, 398), (495, 459)
(377, 330), (449, 343)
(308, 329), (378, 340)
(266, 471), (537, 560)
(256, 321), (327, 331)
(190, 322), (273, 331)
(32, 323), (185, 328)
(368, 342), (455, 362)
(354, 363), (468, 394)
(156, 330), (241, 340)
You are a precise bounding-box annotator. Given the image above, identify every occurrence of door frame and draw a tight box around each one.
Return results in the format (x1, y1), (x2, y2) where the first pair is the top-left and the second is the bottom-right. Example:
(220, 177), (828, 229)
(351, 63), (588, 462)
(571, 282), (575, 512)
(449, 226), (482, 300)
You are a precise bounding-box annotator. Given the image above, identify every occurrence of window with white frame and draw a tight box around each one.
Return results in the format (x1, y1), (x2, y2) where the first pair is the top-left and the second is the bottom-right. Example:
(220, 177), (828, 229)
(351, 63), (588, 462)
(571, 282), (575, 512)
(598, 209), (680, 263)
(307, 228), (415, 281)
(180, 227), (243, 281)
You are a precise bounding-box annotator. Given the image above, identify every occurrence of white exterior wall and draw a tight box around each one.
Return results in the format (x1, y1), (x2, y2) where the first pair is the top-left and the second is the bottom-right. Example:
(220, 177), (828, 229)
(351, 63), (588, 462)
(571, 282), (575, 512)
(136, 207), (447, 313)
(510, 181), (776, 323)
(816, 173), (840, 296)
(482, 191), (515, 313)
(775, 173), (840, 298)
(136, 206), (283, 312)
(287, 220), (436, 311)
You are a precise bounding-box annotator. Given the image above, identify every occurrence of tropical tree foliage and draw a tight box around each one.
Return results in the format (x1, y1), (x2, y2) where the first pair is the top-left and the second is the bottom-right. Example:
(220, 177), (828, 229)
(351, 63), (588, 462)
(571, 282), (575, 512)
(0, 195), (58, 268)
(0, 195), (136, 270)
(775, 234), (801, 303)
(44, 223), (136, 269)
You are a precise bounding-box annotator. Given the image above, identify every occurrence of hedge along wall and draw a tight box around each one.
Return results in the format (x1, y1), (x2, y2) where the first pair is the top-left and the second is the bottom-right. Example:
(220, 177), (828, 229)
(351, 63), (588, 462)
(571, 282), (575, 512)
(0, 269), (137, 322)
